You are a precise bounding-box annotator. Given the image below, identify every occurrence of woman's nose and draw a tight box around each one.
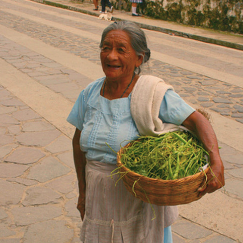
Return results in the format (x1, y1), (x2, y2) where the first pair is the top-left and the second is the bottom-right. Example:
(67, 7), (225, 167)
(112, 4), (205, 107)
(107, 49), (118, 60)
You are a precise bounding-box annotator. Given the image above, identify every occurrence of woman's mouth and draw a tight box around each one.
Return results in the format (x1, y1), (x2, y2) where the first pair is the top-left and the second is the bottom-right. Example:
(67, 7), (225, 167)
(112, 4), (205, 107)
(107, 64), (121, 69)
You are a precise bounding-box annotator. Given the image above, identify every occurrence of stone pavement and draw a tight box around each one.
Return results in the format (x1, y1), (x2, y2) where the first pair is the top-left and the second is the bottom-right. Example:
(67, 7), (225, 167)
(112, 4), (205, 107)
(1, 77), (242, 243)
(19, 0), (243, 126)
(0, 84), (82, 243)
(1, 82), (242, 243)
(0, 0), (242, 242)
(32, 0), (243, 51)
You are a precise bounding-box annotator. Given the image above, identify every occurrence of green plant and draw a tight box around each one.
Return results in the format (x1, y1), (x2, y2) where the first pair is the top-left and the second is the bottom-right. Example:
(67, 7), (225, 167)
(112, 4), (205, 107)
(110, 0), (242, 33)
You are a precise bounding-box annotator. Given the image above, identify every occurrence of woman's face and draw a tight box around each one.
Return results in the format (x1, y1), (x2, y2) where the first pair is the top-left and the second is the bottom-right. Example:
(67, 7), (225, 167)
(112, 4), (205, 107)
(100, 30), (143, 82)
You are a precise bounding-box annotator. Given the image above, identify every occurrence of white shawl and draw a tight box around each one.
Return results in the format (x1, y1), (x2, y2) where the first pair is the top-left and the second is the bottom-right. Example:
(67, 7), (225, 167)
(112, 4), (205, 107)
(131, 75), (187, 136)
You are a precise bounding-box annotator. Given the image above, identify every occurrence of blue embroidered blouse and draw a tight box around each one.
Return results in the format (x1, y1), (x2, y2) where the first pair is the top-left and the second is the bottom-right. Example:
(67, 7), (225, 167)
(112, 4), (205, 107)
(67, 77), (195, 164)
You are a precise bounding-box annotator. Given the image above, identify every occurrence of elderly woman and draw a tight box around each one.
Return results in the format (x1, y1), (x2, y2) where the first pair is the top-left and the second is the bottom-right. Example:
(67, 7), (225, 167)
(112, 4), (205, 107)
(67, 21), (224, 243)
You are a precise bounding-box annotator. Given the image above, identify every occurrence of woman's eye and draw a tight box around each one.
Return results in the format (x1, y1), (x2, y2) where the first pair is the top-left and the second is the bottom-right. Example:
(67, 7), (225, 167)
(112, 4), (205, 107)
(102, 46), (110, 51)
(118, 48), (125, 53)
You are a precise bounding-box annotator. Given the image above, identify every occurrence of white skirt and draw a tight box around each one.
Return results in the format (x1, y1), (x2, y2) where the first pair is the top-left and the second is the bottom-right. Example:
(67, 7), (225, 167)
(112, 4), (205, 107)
(81, 160), (178, 243)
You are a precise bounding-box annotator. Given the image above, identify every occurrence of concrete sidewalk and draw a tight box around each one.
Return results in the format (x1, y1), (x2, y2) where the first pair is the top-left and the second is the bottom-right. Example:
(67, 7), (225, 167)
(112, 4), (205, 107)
(32, 0), (243, 50)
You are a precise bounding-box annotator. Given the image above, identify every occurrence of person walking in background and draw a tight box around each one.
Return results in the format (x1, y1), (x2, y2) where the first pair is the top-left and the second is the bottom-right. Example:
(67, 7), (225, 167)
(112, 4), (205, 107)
(93, 0), (99, 11)
(100, 0), (113, 13)
(130, 0), (142, 16)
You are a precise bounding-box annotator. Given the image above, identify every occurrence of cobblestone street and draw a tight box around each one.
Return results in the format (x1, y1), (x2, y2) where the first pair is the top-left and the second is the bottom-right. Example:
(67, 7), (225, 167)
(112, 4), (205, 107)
(0, 4), (243, 122)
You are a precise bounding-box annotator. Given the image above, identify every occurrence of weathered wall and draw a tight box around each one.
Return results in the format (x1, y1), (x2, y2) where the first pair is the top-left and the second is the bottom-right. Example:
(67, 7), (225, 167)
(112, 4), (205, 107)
(112, 0), (243, 33)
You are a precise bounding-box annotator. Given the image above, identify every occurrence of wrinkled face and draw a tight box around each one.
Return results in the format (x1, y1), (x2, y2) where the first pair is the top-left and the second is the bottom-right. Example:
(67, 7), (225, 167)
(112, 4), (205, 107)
(100, 30), (143, 82)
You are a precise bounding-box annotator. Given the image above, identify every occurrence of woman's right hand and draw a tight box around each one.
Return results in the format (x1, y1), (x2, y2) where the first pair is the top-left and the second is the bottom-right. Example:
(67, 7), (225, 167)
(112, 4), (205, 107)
(77, 192), (85, 220)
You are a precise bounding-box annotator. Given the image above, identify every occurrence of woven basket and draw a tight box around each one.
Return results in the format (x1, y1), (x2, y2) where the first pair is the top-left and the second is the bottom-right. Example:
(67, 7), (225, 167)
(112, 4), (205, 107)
(117, 142), (209, 206)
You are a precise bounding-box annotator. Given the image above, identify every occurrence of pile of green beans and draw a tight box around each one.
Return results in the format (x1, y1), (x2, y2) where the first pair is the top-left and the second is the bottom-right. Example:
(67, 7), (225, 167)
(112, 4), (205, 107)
(120, 131), (209, 180)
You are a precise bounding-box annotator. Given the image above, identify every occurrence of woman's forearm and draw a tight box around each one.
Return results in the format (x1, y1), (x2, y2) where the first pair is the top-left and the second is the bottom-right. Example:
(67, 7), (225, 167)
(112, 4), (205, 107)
(183, 111), (225, 194)
(72, 129), (86, 192)
(72, 128), (86, 219)
(183, 111), (221, 165)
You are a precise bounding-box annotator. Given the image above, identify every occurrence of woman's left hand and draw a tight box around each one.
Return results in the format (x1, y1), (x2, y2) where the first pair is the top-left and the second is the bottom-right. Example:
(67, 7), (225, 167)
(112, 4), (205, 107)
(198, 157), (225, 196)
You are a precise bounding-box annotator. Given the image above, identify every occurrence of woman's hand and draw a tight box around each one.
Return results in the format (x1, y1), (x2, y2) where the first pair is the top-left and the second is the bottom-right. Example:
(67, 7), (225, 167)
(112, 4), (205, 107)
(183, 111), (225, 195)
(77, 190), (85, 220)
(198, 157), (225, 197)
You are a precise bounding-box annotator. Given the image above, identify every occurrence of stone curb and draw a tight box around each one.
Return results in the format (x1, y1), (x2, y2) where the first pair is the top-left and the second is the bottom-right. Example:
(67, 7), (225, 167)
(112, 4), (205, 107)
(31, 0), (243, 51)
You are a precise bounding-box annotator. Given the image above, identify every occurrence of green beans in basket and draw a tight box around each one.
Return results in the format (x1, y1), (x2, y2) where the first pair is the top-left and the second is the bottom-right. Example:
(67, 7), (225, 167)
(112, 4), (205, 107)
(120, 130), (209, 180)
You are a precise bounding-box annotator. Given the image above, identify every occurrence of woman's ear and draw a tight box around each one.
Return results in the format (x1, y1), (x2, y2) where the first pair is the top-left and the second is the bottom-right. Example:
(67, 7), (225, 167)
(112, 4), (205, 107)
(136, 53), (144, 68)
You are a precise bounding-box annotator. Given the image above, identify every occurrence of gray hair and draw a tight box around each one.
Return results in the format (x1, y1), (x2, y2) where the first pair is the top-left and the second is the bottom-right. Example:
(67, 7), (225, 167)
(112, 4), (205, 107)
(99, 21), (150, 74)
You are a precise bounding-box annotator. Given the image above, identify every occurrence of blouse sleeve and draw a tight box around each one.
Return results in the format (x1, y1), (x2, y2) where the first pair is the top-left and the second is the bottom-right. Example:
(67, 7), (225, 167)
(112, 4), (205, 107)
(159, 89), (195, 125)
(67, 90), (87, 131)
